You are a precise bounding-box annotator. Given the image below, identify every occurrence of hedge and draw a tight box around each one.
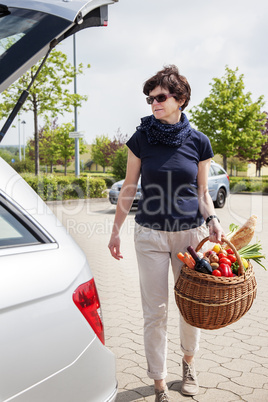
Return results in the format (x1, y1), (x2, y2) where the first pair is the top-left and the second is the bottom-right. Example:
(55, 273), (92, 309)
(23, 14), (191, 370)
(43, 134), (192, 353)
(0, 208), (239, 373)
(229, 177), (268, 194)
(81, 174), (115, 188)
(21, 174), (268, 202)
(21, 174), (107, 201)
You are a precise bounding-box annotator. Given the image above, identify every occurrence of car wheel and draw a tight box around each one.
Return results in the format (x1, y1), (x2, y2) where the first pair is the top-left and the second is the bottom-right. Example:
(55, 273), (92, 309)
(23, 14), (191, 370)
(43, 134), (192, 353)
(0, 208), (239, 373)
(214, 188), (226, 208)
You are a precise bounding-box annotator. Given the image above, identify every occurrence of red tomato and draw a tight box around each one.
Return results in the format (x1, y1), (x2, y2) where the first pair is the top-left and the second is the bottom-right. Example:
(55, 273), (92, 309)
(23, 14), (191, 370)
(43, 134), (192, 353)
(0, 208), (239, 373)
(219, 257), (232, 266)
(226, 248), (234, 255)
(228, 254), (237, 263)
(212, 269), (222, 277)
(218, 252), (227, 259)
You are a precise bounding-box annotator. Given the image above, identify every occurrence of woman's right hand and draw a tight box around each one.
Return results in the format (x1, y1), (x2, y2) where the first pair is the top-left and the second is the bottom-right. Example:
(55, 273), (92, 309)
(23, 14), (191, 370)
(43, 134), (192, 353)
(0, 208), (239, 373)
(108, 233), (123, 260)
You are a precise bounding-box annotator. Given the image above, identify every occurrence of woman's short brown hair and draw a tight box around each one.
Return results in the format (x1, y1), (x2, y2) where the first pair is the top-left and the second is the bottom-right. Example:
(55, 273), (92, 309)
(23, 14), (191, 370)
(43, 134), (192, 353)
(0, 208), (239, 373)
(143, 65), (191, 110)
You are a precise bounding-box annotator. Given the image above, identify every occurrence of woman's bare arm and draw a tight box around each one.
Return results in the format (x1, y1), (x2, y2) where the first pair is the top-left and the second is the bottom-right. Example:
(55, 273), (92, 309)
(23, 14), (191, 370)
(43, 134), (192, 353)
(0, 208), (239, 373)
(197, 159), (224, 243)
(108, 149), (141, 259)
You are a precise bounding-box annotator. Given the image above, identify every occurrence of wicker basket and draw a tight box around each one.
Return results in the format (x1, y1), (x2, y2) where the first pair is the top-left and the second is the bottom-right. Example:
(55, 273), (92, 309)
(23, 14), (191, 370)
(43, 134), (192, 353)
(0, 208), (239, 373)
(174, 236), (257, 330)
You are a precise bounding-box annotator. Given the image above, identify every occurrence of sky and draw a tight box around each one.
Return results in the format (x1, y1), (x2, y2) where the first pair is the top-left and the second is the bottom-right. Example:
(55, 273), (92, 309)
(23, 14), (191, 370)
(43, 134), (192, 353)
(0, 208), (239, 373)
(2, 0), (268, 146)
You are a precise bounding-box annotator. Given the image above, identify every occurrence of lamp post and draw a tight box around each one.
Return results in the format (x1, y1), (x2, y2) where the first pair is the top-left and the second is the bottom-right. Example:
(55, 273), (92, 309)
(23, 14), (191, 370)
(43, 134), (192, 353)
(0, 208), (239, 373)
(18, 116), (21, 161)
(73, 34), (80, 177)
(21, 120), (26, 159)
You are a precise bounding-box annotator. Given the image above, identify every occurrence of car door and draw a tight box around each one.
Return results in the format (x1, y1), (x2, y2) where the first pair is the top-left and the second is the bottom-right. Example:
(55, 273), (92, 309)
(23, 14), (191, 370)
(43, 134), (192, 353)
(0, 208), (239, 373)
(208, 165), (218, 200)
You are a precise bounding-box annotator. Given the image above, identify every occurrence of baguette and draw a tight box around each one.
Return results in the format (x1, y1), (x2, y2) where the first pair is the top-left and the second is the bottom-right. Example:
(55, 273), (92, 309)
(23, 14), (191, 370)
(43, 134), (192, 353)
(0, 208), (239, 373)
(229, 215), (257, 250)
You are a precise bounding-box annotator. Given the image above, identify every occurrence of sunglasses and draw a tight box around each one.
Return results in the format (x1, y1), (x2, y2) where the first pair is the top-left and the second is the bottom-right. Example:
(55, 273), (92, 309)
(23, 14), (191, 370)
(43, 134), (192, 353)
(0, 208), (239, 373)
(146, 93), (176, 105)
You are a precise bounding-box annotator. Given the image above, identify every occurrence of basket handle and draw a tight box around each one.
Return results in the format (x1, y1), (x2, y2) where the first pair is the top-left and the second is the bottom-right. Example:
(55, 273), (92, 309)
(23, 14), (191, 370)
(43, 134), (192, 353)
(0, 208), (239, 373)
(195, 236), (245, 276)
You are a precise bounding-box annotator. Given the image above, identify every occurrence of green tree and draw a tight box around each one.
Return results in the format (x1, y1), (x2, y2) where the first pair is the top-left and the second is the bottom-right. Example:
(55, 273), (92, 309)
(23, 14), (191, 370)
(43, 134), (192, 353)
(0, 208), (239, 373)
(26, 121), (87, 175)
(91, 130), (129, 173)
(39, 119), (61, 173)
(189, 66), (266, 170)
(227, 156), (247, 176)
(91, 135), (111, 172)
(247, 111), (268, 176)
(55, 122), (87, 175)
(27, 117), (61, 173)
(0, 48), (89, 175)
(111, 144), (128, 180)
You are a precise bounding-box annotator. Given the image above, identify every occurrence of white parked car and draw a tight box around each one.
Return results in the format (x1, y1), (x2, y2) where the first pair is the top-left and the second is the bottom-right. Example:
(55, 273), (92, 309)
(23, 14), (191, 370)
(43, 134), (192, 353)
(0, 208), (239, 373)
(0, 1), (118, 401)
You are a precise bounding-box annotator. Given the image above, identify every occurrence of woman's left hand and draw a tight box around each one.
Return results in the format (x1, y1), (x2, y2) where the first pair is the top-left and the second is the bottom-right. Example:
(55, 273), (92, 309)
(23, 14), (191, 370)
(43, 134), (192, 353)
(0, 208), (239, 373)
(208, 219), (225, 244)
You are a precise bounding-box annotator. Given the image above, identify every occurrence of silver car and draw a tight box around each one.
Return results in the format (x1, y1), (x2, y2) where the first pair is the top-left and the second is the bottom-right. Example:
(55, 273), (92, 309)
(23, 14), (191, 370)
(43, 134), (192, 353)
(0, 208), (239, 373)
(0, 1), (118, 401)
(208, 161), (230, 208)
(109, 161), (230, 209)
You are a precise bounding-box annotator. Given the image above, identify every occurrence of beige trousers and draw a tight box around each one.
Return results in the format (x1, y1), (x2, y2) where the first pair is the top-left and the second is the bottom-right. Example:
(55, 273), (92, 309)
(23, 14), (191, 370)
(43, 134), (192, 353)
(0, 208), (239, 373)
(134, 222), (208, 380)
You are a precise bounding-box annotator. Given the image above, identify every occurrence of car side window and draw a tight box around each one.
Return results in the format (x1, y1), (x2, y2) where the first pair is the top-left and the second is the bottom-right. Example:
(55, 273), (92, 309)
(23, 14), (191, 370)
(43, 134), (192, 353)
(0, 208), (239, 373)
(0, 196), (51, 248)
(209, 166), (215, 177)
(213, 165), (225, 176)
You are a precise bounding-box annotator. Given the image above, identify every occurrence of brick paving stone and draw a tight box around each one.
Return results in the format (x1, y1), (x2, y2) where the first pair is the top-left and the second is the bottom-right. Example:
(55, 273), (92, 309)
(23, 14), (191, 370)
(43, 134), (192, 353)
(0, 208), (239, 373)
(198, 372), (229, 388)
(251, 346), (268, 357)
(210, 366), (241, 378)
(221, 331), (251, 341)
(231, 341), (260, 352)
(124, 366), (147, 377)
(232, 326), (268, 337)
(194, 388), (241, 401)
(203, 334), (239, 347)
(120, 353), (147, 365)
(243, 389), (268, 401)
(219, 381), (252, 396)
(199, 352), (232, 364)
(121, 342), (145, 352)
(200, 341), (225, 352)
(252, 366), (268, 376)
(107, 346), (133, 358)
(223, 358), (259, 372)
(232, 372), (268, 388)
(195, 358), (219, 372)
(116, 358), (138, 371)
(245, 335), (268, 346)
(241, 353), (268, 365)
(119, 372), (142, 388)
(212, 346), (246, 359)
(116, 389), (148, 402)
(106, 337), (131, 347)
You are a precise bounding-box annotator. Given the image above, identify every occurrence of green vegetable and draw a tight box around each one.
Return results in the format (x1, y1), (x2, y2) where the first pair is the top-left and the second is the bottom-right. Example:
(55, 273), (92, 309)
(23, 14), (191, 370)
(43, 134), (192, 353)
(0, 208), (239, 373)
(232, 262), (239, 275)
(238, 241), (266, 270)
(226, 223), (240, 239)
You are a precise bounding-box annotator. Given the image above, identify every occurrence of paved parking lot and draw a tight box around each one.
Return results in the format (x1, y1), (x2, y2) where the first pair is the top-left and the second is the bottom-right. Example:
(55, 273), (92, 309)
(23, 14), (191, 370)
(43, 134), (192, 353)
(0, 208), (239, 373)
(48, 194), (268, 401)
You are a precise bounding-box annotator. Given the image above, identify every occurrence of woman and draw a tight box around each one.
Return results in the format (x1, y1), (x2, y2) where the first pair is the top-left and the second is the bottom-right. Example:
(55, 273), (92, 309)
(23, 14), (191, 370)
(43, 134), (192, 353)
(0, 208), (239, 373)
(108, 65), (224, 401)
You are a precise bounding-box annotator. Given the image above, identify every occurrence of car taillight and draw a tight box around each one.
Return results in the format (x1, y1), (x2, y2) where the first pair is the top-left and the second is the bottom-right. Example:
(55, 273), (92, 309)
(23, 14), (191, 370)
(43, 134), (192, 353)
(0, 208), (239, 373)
(73, 279), (105, 344)
(226, 174), (230, 181)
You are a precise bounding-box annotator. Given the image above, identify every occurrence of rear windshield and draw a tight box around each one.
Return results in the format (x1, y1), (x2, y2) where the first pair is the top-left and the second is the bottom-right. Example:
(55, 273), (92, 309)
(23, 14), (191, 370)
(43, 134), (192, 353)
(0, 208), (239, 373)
(0, 7), (70, 90)
(0, 9), (44, 56)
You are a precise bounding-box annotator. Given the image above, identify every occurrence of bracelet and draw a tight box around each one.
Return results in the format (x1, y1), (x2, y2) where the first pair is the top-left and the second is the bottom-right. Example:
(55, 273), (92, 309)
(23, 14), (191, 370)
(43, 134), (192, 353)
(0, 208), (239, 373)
(206, 215), (220, 227)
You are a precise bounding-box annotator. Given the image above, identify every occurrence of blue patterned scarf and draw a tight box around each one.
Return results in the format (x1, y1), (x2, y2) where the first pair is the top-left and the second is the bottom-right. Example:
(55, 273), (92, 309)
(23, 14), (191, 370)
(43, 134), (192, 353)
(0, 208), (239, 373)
(137, 112), (192, 147)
